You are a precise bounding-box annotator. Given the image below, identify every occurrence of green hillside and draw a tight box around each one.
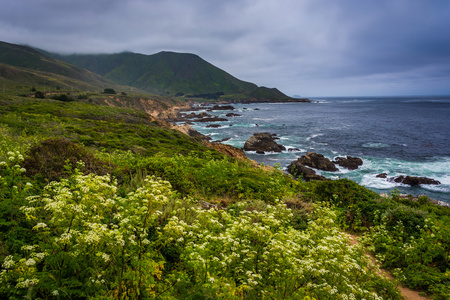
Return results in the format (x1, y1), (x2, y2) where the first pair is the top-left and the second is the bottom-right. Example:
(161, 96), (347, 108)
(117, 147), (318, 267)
(0, 41), (111, 90)
(54, 51), (295, 100)
(1, 40), (301, 102)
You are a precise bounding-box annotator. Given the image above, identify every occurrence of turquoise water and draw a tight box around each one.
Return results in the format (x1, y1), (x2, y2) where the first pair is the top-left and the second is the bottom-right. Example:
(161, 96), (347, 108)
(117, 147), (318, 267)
(184, 96), (450, 204)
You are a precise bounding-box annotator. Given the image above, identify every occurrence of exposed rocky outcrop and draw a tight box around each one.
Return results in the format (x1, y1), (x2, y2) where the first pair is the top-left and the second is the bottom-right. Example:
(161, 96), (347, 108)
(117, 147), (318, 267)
(333, 156), (363, 170)
(393, 175), (441, 186)
(210, 105), (235, 111)
(192, 117), (228, 122)
(297, 152), (338, 172)
(226, 113), (241, 117)
(206, 124), (222, 128)
(206, 142), (248, 161)
(376, 173), (388, 178)
(243, 133), (286, 153)
(287, 160), (327, 181)
(171, 123), (211, 142)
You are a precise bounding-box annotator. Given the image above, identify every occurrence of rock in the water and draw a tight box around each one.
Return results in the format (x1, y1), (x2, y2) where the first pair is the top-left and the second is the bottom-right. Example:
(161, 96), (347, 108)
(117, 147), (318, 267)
(298, 152), (338, 172)
(211, 105), (235, 111)
(393, 175), (441, 186)
(376, 173), (388, 178)
(193, 117), (228, 122)
(226, 113), (241, 117)
(333, 156), (363, 170)
(243, 132), (286, 153)
(206, 124), (222, 128)
(287, 160), (327, 181)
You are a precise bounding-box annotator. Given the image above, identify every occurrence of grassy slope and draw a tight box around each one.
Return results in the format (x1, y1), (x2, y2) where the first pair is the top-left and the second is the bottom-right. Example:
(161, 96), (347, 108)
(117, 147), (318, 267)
(56, 51), (258, 95)
(0, 41), (110, 88)
(54, 51), (294, 100)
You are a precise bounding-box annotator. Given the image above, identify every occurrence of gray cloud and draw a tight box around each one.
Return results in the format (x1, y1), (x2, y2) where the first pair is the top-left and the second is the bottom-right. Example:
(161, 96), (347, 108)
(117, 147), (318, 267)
(1, 0), (449, 96)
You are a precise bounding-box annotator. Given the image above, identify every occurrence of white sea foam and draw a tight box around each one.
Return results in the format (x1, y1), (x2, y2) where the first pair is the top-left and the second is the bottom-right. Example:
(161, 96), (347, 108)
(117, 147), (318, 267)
(360, 174), (400, 190)
(306, 133), (324, 141)
(362, 142), (389, 148)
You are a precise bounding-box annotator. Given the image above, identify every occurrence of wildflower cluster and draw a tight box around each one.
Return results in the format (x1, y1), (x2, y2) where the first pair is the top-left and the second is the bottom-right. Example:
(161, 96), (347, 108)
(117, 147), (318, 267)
(1, 171), (171, 299)
(160, 203), (401, 299)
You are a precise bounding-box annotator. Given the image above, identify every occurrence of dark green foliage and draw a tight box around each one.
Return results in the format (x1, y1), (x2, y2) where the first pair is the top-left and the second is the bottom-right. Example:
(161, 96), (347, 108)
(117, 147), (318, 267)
(383, 206), (426, 237)
(311, 178), (379, 206)
(22, 138), (114, 182)
(34, 91), (45, 99)
(50, 93), (74, 102)
(103, 88), (116, 94)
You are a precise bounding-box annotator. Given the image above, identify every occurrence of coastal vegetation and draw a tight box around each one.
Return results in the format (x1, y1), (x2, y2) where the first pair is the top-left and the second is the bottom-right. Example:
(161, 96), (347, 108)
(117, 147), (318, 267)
(0, 95), (449, 299)
(0, 40), (449, 299)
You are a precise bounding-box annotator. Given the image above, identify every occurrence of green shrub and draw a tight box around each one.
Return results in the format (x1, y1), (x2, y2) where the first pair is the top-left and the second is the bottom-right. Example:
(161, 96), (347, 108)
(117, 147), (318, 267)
(382, 206), (426, 237)
(50, 93), (74, 102)
(311, 178), (379, 207)
(22, 138), (115, 182)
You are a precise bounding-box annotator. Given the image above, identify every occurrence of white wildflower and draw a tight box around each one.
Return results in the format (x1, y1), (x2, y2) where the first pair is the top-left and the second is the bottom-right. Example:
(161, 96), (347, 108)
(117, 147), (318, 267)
(25, 258), (36, 266)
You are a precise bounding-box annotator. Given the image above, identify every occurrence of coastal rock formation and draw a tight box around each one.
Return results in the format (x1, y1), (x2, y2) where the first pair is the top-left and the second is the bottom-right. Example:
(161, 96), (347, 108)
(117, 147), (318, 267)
(226, 113), (241, 117)
(206, 142), (248, 161)
(192, 116), (228, 122)
(298, 152), (338, 172)
(287, 160), (327, 181)
(393, 175), (441, 186)
(243, 132), (286, 153)
(171, 123), (211, 142)
(333, 156), (363, 170)
(376, 173), (388, 178)
(210, 105), (235, 111)
(206, 124), (221, 128)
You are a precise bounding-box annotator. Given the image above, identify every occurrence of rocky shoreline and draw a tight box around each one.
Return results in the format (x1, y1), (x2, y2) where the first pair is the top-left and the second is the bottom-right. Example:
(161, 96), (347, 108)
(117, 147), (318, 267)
(164, 102), (447, 207)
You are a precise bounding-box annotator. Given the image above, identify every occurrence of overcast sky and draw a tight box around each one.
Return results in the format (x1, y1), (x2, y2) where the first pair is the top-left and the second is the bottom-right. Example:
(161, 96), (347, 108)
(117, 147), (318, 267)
(1, 0), (450, 97)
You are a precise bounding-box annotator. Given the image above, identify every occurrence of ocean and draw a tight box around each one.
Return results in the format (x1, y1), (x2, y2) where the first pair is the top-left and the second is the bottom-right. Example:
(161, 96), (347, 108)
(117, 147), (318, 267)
(183, 96), (450, 204)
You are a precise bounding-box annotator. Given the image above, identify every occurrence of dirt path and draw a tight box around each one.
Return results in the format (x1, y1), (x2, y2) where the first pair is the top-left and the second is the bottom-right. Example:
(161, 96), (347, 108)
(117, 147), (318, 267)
(346, 233), (429, 300)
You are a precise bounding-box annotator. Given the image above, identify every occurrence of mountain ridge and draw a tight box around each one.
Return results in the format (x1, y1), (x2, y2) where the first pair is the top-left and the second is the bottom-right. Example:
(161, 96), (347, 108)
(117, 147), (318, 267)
(0, 40), (308, 102)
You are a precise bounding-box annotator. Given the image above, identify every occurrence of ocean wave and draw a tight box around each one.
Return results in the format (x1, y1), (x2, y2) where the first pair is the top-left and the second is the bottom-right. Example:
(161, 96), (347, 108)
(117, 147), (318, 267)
(360, 174), (400, 190)
(362, 142), (389, 148)
(305, 133), (324, 141)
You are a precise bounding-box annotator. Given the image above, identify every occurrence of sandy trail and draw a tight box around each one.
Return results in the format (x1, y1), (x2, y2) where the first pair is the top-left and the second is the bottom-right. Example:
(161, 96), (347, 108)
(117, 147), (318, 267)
(346, 234), (429, 300)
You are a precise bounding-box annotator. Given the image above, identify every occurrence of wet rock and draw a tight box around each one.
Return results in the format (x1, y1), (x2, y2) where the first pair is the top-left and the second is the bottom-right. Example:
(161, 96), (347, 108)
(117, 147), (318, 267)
(287, 160), (328, 181)
(298, 152), (338, 172)
(210, 105), (235, 110)
(226, 113), (241, 117)
(376, 173), (388, 178)
(333, 156), (363, 170)
(393, 175), (441, 186)
(243, 132), (286, 153)
(193, 117), (228, 122)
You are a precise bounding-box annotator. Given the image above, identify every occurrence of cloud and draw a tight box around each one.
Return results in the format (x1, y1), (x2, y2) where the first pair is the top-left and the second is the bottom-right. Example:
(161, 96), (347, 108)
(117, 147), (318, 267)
(1, 0), (450, 96)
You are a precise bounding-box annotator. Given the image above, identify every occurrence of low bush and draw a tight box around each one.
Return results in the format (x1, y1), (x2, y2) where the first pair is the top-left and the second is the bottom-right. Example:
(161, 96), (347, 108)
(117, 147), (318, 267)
(22, 138), (115, 182)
